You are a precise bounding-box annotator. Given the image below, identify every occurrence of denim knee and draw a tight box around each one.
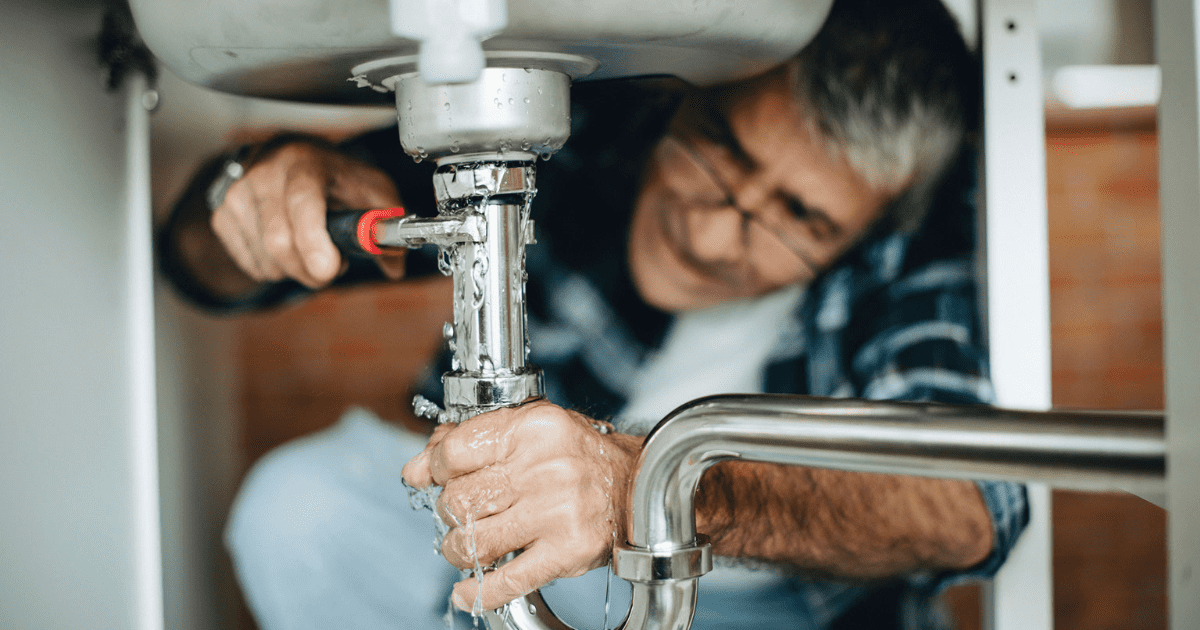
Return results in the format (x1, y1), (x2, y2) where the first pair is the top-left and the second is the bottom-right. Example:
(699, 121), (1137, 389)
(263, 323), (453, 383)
(223, 413), (462, 630)
(225, 437), (351, 576)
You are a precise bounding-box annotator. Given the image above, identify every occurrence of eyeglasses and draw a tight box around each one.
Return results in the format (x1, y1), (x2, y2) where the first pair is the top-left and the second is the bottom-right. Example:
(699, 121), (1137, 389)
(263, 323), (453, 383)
(660, 133), (828, 275)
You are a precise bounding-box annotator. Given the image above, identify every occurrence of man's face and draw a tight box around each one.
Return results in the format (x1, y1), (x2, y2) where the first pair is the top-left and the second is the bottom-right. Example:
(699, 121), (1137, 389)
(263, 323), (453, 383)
(629, 69), (900, 312)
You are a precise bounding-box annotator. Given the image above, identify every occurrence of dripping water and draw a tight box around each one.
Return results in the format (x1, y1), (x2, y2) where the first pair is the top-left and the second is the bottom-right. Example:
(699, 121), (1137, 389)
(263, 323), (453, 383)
(602, 530), (616, 630)
(403, 479), (450, 559)
(469, 514), (485, 625)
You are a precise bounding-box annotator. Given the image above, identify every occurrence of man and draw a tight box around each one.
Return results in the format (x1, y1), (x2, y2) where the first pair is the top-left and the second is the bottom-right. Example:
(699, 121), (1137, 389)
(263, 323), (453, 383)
(159, 0), (1027, 628)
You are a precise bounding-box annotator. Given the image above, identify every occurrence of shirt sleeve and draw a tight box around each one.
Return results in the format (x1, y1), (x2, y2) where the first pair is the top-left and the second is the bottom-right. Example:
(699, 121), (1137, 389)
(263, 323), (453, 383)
(840, 254), (1030, 589)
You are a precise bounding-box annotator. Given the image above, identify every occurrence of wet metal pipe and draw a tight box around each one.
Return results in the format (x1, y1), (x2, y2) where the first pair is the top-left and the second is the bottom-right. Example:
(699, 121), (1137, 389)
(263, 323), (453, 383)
(603, 394), (1165, 630)
(624, 394), (1165, 552)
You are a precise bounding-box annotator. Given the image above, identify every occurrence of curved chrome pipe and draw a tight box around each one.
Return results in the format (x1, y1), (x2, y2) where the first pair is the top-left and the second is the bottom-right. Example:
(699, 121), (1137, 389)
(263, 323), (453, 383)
(627, 394), (1165, 551)
(493, 396), (1165, 630)
(605, 394), (1162, 630)
(483, 579), (699, 630)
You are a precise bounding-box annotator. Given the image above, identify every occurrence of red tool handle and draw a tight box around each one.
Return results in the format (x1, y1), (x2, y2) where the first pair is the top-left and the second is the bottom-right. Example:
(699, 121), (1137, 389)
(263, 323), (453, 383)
(326, 207), (405, 257)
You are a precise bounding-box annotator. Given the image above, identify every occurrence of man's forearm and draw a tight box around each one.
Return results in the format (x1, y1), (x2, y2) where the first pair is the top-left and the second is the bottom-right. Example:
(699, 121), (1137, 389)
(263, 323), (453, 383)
(694, 461), (994, 578)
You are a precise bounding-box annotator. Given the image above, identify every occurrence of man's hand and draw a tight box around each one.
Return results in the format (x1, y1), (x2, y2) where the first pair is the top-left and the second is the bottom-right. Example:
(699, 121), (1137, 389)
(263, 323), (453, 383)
(400, 400), (992, 614)
(212, 141), (404, 289)
(401, 401), (642, 612)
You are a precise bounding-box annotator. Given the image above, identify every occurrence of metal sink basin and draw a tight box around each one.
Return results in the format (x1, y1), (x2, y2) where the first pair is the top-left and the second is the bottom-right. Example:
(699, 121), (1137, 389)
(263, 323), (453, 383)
(130, 0), (832, 103)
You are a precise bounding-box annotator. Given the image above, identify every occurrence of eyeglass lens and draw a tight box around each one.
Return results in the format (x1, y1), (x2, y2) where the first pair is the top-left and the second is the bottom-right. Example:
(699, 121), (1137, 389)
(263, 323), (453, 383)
(663, 134), (824, 271)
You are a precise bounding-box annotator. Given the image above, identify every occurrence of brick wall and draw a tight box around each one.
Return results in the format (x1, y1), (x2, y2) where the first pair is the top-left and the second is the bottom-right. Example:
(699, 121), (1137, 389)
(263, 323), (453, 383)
(1044, 117), (1166, 630)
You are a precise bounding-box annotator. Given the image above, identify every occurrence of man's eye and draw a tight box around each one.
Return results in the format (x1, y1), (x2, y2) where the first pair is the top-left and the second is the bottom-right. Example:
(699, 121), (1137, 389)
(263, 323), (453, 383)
(785, 198), (839, 241)
(785, 198), (811, 221)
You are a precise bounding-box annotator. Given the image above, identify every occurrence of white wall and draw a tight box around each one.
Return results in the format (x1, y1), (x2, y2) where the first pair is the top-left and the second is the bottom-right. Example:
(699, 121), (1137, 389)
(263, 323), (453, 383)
(0, 1), (153, 628)
(1155, 1), (1200, 626)
(0, 3), (249, 629)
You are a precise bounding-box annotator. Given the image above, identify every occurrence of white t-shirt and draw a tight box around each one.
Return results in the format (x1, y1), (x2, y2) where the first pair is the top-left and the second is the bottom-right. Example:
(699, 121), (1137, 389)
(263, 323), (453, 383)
(618, 284), (804, 434)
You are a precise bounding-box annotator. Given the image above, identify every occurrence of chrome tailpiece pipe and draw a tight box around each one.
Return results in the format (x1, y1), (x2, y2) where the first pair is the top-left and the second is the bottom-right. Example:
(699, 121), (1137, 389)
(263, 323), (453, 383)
(391, 160), (544, 423)
(350, 63), (575, 630)
(352, 64), (575, 423)
(365, 159), (543, 423)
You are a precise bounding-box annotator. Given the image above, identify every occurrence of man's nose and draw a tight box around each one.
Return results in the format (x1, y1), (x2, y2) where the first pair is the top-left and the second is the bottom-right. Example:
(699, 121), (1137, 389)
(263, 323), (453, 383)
(688, 206), (745, 264)
(728, 174), (773, 219)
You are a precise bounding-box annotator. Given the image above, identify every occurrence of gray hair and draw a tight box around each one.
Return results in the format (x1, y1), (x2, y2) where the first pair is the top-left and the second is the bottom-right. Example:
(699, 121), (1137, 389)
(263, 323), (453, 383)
(788, 0), (977, 232)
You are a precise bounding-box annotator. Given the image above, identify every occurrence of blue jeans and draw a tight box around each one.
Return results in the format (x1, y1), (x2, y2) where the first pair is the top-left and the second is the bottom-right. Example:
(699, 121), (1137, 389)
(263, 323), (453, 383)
(226, 409), (819, 630)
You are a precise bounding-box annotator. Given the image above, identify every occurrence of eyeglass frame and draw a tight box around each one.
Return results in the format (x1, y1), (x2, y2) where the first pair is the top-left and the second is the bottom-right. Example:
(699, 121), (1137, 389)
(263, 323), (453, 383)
(658, 131), (834, 276)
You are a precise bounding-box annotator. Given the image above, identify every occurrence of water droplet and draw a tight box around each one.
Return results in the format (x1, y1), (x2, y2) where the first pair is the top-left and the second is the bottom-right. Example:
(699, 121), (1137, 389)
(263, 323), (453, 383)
(450, 142), (461, 153)
(523, 67), (532, 74)
(412, 154), (423, 163)
(444, 102), (450, 111)
(468, 516), (485, 622)
(495, 98), (502, 108)
(521, 141), (531, 150)
(603, 547), (614, 630)
(539, 152), (553, 161)
(501, 72), (506, 82)
(507, 98), (515, 106)
(536, 87), (542, 95)
(523, 97), (530, 104)
(406, 100), (413, 111)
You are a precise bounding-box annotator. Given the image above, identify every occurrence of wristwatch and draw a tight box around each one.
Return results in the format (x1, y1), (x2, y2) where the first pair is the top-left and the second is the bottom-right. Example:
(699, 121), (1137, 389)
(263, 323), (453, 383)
(206, 145), (253, 211)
